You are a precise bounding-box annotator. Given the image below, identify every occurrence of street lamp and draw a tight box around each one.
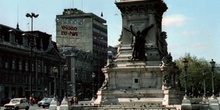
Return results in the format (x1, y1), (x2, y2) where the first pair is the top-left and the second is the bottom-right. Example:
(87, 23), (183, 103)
(210, 59), (216, 98)
(25, 12), (38, 98)
(53, 67), (58, 97)
(182, 58), (188, 98)
(26, 13), (39, 32)
(92, 72), (95, 98)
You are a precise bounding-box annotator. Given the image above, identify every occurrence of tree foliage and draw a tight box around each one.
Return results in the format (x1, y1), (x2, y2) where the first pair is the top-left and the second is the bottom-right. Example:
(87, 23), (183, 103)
(174, 53), (220, 97)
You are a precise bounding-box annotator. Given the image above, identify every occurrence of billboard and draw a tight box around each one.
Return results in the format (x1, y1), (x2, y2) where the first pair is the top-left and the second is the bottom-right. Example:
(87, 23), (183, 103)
(60, 25), (78, 37)
(57, 18), (87, 38)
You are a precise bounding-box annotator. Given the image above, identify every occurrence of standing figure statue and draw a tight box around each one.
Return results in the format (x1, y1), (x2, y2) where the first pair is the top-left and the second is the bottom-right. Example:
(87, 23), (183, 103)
(124, 24), (154, 60)
(158, 31), (168, 56)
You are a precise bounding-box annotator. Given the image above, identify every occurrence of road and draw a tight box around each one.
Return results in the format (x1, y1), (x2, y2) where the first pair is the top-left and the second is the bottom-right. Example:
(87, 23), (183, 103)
(0, 104), (60, 110)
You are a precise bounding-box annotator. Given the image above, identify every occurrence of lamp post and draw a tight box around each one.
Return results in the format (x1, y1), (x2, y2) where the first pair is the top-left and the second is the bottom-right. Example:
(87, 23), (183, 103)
(26, 13), (39, 32)
(202, 71), (206, 98)
(208, 59), (219, 110)
(50, 67), (58, 110)
(63, 65), (68, 98)
(210, 59), (216, 98)
(202, 71), (208, 103)
(182, 58), (188, 98)
(92, 72), (95, 98)
(26, 12), (39, 98)
(71, 68), (76, 97)
(53, 67), (58, 97)
(60, 65), (69, 110)
(181, 58), (192, 110)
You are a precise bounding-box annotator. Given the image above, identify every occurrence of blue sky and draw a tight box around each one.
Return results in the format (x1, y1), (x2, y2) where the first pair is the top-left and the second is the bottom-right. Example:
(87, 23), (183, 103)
(0, 0), (220, 63)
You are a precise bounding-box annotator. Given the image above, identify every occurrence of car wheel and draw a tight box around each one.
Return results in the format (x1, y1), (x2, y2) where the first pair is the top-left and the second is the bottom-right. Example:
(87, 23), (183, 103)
(25, 106), (29, 110)
(14, 107), (19, 110)
(42, 106), (45, 108)
(38, 104), (41, 107)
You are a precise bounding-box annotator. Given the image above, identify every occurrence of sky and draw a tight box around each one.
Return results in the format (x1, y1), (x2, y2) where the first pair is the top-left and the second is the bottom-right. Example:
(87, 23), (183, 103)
(0, 0), (220, 63)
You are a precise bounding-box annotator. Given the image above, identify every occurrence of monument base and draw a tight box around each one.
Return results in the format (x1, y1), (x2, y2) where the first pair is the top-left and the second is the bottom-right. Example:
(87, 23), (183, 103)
(49, 97), (58, 110)
(181, 95), (192, 110)
(209, 95), (220, 110)
(94, 89), (164, 105)
(163, 89), (182, 105)
(60, 97), (69, 110)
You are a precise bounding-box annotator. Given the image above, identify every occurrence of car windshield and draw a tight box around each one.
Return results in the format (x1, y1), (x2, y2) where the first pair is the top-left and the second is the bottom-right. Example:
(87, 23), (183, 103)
(42, 98), (48, 101)
(45, 98), (52, 102)
(11, 99), (19, 103)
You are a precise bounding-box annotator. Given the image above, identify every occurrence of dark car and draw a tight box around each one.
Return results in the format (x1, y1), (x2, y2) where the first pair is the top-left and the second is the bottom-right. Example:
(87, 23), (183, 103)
(41, 98), (52, 108)
(1, 98), (11, 106)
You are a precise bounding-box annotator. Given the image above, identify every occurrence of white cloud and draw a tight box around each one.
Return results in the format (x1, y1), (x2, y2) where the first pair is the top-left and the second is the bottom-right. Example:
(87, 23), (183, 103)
(181, 30), (199, 37)
(162, 14), (188, 27)
(190, 42), (207, 48)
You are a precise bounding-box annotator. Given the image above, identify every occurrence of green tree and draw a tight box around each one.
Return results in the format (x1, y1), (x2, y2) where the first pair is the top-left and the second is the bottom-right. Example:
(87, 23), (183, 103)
(174, 53), (219, 97)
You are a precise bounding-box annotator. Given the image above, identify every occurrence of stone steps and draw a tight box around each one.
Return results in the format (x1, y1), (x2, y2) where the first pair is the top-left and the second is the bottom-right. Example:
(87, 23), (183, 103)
(75, 105), (177, 110)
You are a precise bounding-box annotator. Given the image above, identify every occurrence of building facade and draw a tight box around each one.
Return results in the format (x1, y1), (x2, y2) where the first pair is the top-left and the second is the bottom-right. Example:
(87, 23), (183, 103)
(56, 8), (108, 97)
(0, 24), (65, 100)
(59, 47), (93, 99)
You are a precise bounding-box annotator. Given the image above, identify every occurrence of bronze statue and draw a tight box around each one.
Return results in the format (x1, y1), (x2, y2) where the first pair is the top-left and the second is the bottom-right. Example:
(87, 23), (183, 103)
(124, 24), (154, 60)
(158, 31), (168, 56)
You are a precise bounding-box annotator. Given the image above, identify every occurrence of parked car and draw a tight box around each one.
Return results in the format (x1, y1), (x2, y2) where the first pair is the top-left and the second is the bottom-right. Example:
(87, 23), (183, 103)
(1, 97), (11, 106)
(4, 98), (29, 110)
(41, 98), (53, 108)
(37, 97), (48, 107)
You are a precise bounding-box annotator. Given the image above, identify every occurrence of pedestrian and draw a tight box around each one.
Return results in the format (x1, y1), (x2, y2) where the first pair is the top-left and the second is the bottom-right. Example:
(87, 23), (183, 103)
(29, 96), (33, 105)
(70, 96), (78, 105)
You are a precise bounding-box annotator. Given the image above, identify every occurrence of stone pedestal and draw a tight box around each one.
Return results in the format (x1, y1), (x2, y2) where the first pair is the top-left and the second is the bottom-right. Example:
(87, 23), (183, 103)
(181, 95), (192, 110)
(202, 96), (209, 104)
(100, 89), (164, 105)
(49, 97), (57, 110)
(209, 95), (220, 110)
(163, 89), (182, 105)
(60, 97), (69, 110)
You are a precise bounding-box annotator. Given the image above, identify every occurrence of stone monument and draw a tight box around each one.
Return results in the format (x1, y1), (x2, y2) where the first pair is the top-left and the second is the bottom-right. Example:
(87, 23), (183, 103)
(94, 0), (182, 109)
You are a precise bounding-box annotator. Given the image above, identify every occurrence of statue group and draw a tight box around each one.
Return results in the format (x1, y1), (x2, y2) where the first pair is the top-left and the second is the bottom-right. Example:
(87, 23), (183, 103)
(124, 24), (154, 60)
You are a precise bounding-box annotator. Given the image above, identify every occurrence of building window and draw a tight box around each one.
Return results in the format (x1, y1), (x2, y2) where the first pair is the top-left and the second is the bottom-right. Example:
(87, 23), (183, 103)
(12, 60), (15, 70)
(19, 61), (22, 70)
(134, 79), (138, 83)
(25, 62), (28, 71)
(22, 36), (28, 47)
(0, 56), (2, 68)
(32, 63), (34, 72)
(9, 30), (15, 43)
(5, 62), (8, 69)
(44, 65), (47, 73)
(38, 64), (41, 72)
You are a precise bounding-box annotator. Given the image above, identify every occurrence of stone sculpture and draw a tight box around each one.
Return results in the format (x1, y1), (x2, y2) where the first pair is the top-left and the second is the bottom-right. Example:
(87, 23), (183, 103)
(124, 24), (154, 60)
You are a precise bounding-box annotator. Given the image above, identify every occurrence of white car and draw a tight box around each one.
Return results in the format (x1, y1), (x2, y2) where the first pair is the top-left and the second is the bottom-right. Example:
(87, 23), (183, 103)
(41, 98), (53, 108)
(37, 97), (52, 107)
(4, 98), (29, 110)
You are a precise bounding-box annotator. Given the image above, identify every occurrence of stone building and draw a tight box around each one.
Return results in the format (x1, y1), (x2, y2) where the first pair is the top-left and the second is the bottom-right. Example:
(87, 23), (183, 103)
(59, 47), (93, 99)
(56, 8), (108, 97)
(0, 24), (65, 100)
